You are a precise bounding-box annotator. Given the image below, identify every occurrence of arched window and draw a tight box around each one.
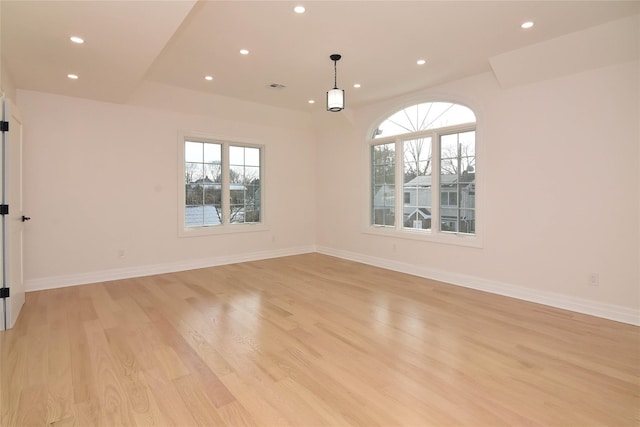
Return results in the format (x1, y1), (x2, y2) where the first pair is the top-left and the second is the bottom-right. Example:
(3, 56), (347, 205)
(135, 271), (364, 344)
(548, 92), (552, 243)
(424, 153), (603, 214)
(370, 102), (477, 239)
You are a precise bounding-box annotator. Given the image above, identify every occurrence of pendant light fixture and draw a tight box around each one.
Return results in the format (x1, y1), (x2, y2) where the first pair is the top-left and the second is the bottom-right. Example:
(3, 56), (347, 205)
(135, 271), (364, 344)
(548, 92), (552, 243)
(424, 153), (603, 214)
(327, 54), (344, 112)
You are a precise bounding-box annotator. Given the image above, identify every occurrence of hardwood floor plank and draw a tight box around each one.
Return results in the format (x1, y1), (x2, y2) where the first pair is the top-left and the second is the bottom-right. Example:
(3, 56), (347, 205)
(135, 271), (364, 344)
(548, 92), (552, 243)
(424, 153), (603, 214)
(67, 305), (94, 405)
(45, 317), (74, 425)
(83, 319), (135, 426)
(1, 253), (638, 426)
(142, 366), (199, 426)
(219, 372), (293, 427)
(14, 384), (48, 427)
(173, 374), (226, 426)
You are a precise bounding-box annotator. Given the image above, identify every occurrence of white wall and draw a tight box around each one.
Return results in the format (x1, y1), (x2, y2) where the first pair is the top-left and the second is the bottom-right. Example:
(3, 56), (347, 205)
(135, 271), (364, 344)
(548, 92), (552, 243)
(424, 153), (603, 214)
(18, 89), (317, 288)
(316, 59), (640, 324)
(1, 56), (16, 102)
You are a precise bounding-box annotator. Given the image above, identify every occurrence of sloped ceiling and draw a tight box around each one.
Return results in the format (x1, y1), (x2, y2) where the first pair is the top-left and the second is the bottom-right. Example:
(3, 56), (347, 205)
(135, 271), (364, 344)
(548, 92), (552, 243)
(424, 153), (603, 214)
(2, 1), (639, 112)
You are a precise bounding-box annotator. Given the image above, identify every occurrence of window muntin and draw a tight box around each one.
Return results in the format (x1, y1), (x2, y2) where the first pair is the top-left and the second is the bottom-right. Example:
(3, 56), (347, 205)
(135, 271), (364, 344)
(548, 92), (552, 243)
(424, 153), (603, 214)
(373, 102), (475, 139)
(369, 102), (477, 240)
(183, 138), (262, 231)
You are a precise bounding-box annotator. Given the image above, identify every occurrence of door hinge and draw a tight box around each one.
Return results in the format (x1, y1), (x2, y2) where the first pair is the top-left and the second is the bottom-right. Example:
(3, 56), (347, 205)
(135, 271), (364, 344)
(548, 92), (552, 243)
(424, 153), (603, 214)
(0, 288), (9, 299)
(0, 121), (8, 132)
(0, 204), (7, 215)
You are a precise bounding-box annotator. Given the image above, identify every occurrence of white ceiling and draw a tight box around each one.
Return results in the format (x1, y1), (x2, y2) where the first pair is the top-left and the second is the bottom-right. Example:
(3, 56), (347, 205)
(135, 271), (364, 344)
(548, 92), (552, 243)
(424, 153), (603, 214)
(2, 1), (639, 113)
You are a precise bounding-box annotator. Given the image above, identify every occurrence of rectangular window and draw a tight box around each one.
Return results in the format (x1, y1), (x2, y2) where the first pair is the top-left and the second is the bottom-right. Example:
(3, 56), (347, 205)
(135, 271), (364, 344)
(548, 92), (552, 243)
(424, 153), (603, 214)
(371, 143), (395, 226)
(182, 136), (263, 233)
(440, 131), (475, 234)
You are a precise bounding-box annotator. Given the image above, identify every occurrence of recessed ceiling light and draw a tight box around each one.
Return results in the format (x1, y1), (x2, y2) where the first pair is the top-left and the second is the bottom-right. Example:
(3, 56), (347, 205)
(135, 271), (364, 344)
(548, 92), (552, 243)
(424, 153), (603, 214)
(294, 6), (305, 14)
(205, 75), (213, 81)
(353, 83), (361, 88)
(521, 21), (534, 29)
(240, 49), (249, 55)
(70, 36), (84, 44)
(308, 99), (315, 104)
(67, 74), (79, 79)
(417, 59), (426, 65)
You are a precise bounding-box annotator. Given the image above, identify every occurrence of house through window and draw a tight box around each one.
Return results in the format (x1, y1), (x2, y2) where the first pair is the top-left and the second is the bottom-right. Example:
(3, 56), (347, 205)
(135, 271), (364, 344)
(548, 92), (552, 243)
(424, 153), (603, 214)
(370, 102), (477, 237)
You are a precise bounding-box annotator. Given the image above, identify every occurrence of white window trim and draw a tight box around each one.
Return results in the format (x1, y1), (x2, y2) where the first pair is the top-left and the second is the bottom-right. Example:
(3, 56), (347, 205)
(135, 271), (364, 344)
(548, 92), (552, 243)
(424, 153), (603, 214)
(178, 130), (268, 238)
(366, 122), (482, 249)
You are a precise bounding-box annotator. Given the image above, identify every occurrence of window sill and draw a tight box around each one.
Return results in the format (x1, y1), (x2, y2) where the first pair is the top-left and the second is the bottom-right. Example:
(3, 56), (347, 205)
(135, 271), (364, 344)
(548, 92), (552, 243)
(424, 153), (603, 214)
(179, 223), (269, 238)
(364, 225), (483, 248)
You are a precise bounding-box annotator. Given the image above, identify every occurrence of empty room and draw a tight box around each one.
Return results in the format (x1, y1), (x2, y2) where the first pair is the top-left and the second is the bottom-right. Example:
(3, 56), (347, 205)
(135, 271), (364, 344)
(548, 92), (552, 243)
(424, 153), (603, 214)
(1, 1), (638, 426)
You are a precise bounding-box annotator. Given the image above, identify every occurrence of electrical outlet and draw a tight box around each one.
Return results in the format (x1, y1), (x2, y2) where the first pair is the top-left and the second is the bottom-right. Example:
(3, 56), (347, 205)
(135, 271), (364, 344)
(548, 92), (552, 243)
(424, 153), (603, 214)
(588, 273), (599, 287)
(118, 249), (126, 259)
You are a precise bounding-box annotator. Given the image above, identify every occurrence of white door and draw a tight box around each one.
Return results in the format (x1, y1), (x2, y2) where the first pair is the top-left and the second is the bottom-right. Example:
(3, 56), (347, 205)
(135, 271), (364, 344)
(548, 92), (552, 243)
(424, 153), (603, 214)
(1, 98), (26, 330)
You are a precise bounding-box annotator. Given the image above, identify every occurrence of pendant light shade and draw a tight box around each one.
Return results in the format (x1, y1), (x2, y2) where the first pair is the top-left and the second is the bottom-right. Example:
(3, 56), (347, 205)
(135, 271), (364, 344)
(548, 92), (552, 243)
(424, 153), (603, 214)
(327, 54), (344, 112)
(327, 88), (344, 112)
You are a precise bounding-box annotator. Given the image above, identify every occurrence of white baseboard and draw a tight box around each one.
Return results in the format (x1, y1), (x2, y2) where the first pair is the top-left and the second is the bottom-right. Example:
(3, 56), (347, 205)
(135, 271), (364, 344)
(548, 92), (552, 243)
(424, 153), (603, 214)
(25, 244), (639, 326)
(317, 246), (640, 326)
(25, 245), (317, 292)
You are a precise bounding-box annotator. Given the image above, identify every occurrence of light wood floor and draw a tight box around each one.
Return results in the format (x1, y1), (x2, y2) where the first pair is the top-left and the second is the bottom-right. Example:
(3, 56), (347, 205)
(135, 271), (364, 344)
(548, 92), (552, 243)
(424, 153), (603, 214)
(1, 253), (638, 426)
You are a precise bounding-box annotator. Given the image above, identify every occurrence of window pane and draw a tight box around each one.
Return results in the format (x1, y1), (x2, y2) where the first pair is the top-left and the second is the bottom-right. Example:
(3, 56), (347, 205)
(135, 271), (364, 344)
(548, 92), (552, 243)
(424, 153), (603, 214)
(244, 166), (260, 183)
(372, 143), (395, 165)
(373, 166), (386, 185)
(385, 166), (395, 185)
(185, 184), (201, 206)
(229, 146), (244, 165)
(440, 192), (448, 205)
(230, 165), (244, 183)
(185, 205), (204, 227)
(203, 185), (220, 205)
(373, 208), (395, 227)
(245, 147), (260, 167)
(204, 163), (221, 183)
(185, 141), (203, 162)
(440, 217), (458, 233)
(186, 163), (204, 183)
(459, 209), (475, 234)
(373, 102), (476, 139)
(204, 143), (221, 163)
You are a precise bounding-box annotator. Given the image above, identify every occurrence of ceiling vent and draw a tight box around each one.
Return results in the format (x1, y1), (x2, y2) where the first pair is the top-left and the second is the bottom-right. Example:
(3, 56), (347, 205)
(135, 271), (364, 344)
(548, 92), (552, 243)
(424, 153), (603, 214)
(268, 83), (287, 89)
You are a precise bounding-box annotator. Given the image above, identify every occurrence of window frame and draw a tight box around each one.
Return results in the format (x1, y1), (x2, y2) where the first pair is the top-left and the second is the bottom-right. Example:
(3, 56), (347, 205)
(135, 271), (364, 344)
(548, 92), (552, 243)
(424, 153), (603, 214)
(178, 131), (267, 237)
(367, 117), (481, 248)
